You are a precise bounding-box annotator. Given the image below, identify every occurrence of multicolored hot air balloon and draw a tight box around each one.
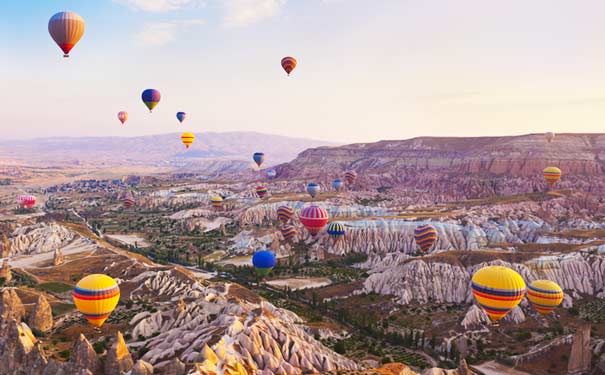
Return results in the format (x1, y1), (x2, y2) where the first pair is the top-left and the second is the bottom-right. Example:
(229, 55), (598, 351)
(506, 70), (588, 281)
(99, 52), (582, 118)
(306, 183), (320, 199)
(141, 89), (161, 112)
(72, 274), (120, 327)
(344, 170), (357, 185)
(117, 111), (128, 125)
(281, 56), (297, 76)
(267, 169), (277, 179)
(300, 205), (329, 237)
(252, 250), (276, 276)
(210, 196), (223, 210)
(256, 186), (268, 199)
(545, 132), (555, 143)
(176, 112), (186, 124)
(414, 224), (438, 253)
(16, 195), (36, 209)
(276, 205), (294, 224)
(471, 266), (526, 322)
(527, 280), (564, 315)
(122, 193), (135, 209)
(333, 179), (344, 192)
(181, 132), (195, 148)
(253, 152), (265, 167)
(48, 11), (85, 58)
(543, 167), (561, 186)
(280, 224), (297, 242)
(327, 222), (345, 240)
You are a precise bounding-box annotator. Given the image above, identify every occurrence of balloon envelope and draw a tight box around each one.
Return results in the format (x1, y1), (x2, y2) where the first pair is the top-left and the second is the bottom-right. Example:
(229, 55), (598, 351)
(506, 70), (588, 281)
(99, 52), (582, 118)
(181, 132), (195, 148)
(253, 152), (265, 167)
(333, 179), (344, 191)
(17, 195), (36, 209)
(48, 11), (85, 57)
(300, 205), (329, 236)
(141, 89), (161, 112)
(267, 169), (277, 179)
(256, 186), (268, 199)
(276, 205), (294, 224)
(543, 167), (561, 186)
(252, 250), (276, 276)
(280, 224), (297, 242)
(327, 222), (345, 239)
(527, 280), (563, 315)
(117, 111), (128, 125)
(344, 171), (357, 185)
(471, 266), (526, 322)
(72, 274), (120, 327)
(281, 56), (297, 76)
(414, 224), (438, 253)
(210, 196), (223, 209)
(306, 183), (320, 198)
(176, 112), (186, 123)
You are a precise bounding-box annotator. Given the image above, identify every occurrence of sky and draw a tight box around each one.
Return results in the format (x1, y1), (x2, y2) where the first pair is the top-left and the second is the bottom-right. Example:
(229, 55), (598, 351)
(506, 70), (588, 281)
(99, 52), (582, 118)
(1, 0), (605, 143)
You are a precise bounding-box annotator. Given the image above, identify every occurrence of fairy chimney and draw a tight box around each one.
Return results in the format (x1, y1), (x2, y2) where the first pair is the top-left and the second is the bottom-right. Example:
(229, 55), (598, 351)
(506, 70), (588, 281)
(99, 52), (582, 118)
(53, 248), (64, 266)
(0, 259), (11, 283)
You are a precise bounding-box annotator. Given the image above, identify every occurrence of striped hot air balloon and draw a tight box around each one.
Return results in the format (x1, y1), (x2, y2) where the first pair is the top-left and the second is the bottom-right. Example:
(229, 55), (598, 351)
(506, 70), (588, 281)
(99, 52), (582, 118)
(543, 167), (561, 186)
(253, 152), (265, 167)
(181, 132), (195, 148)
(117, 111), (128, 125)
(72, 274), (120, 327)
(210, 196), (223, 209)
(252, 250), (276, 276)
(333, 179), (344, 192)
(276, 205), (294, 224)
(256, 186), (268, 199)
(527, 280), (564, 315)
(48, 11), (85, 57)
(280, 224), (297, 242)
(141, 89), (161, 112)
(306, 183), (320, 199)
(16, 195), (36, 209)
(414, 224), (438, 253)
(176, 112), (186, 124)
(471, 266), (526, 322)
(327, 222), (345, 240)
(122, 193), (135, 209)
(344, 170), (357, 185)
(281, 56), (297, 76)
(300, 205), (329, 237)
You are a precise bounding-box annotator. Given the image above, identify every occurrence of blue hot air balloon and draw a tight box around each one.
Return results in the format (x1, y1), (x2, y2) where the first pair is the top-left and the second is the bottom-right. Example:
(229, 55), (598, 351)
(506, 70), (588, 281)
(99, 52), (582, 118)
(252, 250), (276, 276)
(327, 222), (346, 240)
(306, 183), (320, 199)
(333, 179), (344, 191)
(176, 112), (186, 123)
(267, 168), (277, 179)
(253, 152), (265, 167)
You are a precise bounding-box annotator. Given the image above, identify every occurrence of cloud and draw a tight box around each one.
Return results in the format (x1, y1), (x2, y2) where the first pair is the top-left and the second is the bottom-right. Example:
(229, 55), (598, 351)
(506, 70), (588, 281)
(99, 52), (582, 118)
(222, 0), (286, 27)
(134, 19), (205, 46)
(115, 0), (204, 12)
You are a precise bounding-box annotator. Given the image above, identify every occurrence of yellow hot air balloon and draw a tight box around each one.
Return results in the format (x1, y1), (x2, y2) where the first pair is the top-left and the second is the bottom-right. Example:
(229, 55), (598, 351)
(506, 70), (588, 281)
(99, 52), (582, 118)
(527, 279), (563, 315)
(471, 266), (526, 322)
(181, 132), (195, 148)
(72, 274), (120, 327)
(210, 195), (223, 209)
(543, 167), (561, 186)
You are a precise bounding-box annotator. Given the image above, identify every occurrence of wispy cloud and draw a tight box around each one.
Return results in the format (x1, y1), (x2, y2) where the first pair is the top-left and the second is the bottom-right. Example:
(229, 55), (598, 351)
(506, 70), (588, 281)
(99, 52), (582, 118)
(222, 0), (286, 27)
(134, 19), (205, 46)
(115, 0), (204, 12)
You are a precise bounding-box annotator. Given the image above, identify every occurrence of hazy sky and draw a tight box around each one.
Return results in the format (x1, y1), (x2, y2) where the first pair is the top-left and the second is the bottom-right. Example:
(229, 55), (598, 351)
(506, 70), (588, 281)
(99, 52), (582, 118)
(1, 0), (605, 143)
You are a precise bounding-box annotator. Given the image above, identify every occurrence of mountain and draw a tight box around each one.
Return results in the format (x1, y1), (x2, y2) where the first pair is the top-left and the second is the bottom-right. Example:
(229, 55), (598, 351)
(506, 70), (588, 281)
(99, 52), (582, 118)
(0, 132), (335, 168)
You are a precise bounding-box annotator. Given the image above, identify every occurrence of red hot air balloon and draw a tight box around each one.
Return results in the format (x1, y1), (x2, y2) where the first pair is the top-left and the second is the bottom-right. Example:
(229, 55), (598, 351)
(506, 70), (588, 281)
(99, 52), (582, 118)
(300, 205), (329, 237)
(117, 111), (128, 125)
(281, 56), (297, 76)
(122, 193), (135, 209)
(344, 170), (357, 185)
(48, 11), (85, 58)
(17, 195), (36, 209)
(256, 186), (268, 199)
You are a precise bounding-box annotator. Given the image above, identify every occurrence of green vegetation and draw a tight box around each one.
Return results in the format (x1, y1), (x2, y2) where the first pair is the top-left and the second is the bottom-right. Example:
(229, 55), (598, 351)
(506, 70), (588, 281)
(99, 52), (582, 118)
(37, 282), (73, 294)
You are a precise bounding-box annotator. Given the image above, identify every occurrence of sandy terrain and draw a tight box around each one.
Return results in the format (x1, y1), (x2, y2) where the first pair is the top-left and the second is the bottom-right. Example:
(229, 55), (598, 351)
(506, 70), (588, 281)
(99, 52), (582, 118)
(266, 277), (332, 291)
(105, 234), (150, 248)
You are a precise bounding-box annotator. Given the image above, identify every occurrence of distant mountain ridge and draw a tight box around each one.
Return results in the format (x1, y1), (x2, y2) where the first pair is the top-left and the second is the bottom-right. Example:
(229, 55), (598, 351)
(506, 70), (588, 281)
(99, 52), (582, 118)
(0, 132), (336, 167)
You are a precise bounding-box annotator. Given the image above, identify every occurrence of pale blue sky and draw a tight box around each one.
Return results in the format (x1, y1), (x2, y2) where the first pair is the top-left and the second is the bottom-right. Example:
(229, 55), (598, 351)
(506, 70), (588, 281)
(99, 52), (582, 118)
(1, 0), (605, 143)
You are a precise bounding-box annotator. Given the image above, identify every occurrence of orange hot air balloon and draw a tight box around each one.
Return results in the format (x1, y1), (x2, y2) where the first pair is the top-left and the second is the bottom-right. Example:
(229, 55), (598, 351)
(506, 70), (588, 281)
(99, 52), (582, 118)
(543, 167), (561, 186)
(281, 56), (297, 76)
(181, 132), (195, 148)
(48, 11), (85, 58)
(117, 111), (128, 125)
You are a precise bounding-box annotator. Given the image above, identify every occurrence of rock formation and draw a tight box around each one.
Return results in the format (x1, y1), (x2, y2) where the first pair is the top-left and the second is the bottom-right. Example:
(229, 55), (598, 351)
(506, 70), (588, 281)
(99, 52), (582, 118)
(53, 247), (64, 266)
(131, 360), (154, 375)
(567, 324), (592, 375)
(0, 320), (48, 375)
(0, 235), (10, 258)
(28, 295), (53, 333)
(104, 332), (134, 375)
(0, 288), (25, 322)
(70, 334), (101, 374)
(0, 259), (11, 283)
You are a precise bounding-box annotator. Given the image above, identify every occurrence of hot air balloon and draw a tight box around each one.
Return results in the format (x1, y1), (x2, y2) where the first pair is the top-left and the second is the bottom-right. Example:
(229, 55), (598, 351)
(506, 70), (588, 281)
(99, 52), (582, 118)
(300, 205), (329, 237)
(414, 224), (438, 253)
(256, 186), (268, 199)
(210, 196), (223, 210)
(545, 132), (555, 143)
(543, 167), (561, 186)
(72, 274), (120, 327)
(281, 56), (297, 76)
(141, 89), (161, 112)
(280, 224), (297, 242)
(471, 266), (526, 323)
(306, 183), (320, 199)
(122, 193), (135, 209)
(176, 112), (186, 124)
(344, 170), (357, 185)
(181, 132), (195, 148)
(16, 195), (36, 209)
(253, 152), (265, 167)
(252, 250), (276, 276)
(333, 179), (344, 192)
(267, 169), (277, 179)
(527, 280), (564, 315)
(327, 222), (345, 240)
(117, 111), (128, 125)
(48, 11), (85, 58)
(276, 205), (294, 224)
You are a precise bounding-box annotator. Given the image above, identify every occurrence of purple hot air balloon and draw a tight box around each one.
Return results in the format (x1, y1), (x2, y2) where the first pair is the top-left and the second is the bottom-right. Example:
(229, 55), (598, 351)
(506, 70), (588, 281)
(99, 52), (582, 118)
(141, 89), (161, 112)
